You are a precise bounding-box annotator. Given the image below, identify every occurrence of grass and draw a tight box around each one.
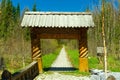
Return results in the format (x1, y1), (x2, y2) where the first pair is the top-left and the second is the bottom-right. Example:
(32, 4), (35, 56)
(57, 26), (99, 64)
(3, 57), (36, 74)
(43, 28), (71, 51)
(88, 57), (103, 69)
(67, 49), (79, 68)
(89, 56), (120, 72)
(107, 56), (120, 72)
(42, 48), (60, 69)
(67, 49), (120, 72)
(1, 53), (32, 73)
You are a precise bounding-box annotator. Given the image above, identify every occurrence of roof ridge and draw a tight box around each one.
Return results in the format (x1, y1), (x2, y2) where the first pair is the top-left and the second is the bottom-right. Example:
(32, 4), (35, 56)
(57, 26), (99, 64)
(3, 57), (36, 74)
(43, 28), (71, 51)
(25, 11), (92, 15)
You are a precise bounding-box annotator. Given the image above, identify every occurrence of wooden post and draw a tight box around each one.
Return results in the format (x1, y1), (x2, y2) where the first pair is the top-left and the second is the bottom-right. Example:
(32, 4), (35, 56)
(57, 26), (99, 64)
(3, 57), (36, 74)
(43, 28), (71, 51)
(79, 29), (88, 72)
(37, 58), (43, 73)
(31, 30), (43, 73)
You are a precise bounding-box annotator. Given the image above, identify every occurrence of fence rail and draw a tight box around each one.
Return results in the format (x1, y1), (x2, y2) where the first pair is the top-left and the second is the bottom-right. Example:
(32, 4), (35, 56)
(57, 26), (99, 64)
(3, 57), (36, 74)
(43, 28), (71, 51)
(1, 61), (39, 80)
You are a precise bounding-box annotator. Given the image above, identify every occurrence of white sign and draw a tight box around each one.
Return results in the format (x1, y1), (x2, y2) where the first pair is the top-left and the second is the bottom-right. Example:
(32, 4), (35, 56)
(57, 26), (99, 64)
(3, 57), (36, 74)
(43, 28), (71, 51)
(97, 47), (104, 53)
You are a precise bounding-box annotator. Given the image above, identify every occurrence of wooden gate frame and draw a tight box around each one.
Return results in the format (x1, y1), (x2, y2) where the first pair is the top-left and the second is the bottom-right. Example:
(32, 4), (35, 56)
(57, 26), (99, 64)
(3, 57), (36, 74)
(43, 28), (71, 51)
(31, 27), (89, 73)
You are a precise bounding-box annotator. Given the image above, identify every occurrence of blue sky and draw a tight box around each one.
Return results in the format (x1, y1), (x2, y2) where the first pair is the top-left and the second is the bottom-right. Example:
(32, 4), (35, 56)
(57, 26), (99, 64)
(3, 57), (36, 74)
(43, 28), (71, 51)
(0, 0), (101, 12)
(0, 0), (119, 12)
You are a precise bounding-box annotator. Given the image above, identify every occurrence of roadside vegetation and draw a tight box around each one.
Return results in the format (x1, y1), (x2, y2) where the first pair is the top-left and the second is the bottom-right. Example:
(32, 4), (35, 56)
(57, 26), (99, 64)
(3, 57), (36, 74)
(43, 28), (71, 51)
(42, 48), (61, 69)
(67, 49), (120, 72)
(67, 49), (79, 68)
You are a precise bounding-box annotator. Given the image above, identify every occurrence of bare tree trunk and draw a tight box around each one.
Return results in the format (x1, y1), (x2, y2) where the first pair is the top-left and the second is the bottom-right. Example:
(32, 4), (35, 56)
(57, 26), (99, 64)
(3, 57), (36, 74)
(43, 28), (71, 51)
(102, 0), (107, 78)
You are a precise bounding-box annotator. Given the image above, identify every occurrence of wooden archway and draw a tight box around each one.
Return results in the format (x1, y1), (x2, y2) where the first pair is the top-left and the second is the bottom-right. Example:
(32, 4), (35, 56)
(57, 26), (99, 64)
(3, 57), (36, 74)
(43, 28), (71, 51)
(21, 12), (95, 73)
(31, 27), (88, 73)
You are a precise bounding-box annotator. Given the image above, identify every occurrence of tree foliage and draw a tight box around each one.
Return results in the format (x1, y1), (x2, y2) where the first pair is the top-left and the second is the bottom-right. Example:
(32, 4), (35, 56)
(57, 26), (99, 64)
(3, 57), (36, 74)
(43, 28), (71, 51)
(88, 1), (120, 59)
(0, 0), (20, 39)
(32, 3), (37, 11)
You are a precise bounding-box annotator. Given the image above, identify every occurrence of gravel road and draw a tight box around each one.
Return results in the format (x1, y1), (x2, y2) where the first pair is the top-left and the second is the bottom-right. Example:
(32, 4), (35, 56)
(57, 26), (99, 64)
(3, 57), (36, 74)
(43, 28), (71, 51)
(34, 72), (90, 80)
(51, 46), (72, 68)
(34, 71), (120, 80)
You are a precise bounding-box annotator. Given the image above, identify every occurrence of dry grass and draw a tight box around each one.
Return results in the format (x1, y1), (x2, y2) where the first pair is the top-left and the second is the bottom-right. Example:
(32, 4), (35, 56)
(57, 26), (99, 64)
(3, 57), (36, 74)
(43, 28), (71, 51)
(0, 38), (32, 73)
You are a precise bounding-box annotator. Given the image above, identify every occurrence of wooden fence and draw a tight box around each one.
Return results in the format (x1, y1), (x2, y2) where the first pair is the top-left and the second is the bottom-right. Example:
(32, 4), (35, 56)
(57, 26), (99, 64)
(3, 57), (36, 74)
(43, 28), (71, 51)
(1, 61), (39, 80)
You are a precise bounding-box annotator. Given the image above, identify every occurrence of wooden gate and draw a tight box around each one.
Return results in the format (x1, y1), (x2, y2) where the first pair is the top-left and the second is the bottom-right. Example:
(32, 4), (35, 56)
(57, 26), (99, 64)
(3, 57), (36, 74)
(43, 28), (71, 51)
(30, 27), (89, 72)
(21, 12), (95, 73)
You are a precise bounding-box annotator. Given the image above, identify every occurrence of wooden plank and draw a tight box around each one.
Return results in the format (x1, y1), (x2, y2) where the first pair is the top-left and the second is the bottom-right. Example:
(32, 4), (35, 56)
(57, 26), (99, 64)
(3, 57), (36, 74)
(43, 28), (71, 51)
(39, 33), (79, 39)
(11, 61), (39, 80)
(31, 27), (80, 34)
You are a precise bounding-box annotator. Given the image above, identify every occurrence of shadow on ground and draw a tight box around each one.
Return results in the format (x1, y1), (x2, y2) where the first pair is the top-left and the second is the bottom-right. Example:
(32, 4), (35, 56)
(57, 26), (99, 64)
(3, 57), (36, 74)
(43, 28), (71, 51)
(44, 67), (78, 71)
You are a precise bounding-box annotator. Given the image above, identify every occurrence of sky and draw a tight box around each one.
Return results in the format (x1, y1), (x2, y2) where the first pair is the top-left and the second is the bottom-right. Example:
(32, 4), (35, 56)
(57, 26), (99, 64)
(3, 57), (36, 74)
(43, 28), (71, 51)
(0, 0), (101, 12)
(0, 0), (119, 12)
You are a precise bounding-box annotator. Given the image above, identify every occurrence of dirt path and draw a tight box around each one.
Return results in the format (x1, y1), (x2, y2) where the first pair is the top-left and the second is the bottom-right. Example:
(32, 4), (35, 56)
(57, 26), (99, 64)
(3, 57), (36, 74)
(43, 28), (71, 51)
(51, 46), (73, 68)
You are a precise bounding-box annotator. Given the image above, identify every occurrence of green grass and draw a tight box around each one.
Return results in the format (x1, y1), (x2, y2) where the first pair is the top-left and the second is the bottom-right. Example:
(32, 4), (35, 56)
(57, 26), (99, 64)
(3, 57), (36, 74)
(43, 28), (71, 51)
(67, 49), (79, 68)
(88, 57), (103, 69)
(67, 49), (120, 72)
(89, 56), (120, 72)
(107, 56), (120, 72)
(42, 48), (60, 69)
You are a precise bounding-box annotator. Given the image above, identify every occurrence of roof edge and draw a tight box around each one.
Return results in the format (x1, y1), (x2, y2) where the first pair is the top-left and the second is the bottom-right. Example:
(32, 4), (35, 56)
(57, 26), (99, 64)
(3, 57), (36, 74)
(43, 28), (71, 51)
(25, 11), (92, 15)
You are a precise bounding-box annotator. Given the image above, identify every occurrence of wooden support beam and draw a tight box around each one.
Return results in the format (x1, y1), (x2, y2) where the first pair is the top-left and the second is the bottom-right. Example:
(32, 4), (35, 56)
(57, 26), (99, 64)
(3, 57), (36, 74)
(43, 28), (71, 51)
(79, 58), (88, 72)
(79, 29), (89, 72)
(31, 33), (41, 60)
(39, 33), (79, 39)
(31, 32), (43, 73)
(37, 58), (43, 73)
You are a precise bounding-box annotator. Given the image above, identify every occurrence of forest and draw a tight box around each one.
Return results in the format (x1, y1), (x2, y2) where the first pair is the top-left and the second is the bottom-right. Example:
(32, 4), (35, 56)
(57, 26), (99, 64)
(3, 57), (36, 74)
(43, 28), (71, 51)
(0, 0), (120, 73)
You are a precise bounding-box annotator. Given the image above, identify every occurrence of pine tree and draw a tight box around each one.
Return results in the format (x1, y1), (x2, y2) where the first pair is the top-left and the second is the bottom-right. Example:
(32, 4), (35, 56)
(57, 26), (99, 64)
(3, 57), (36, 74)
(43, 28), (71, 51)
(1, 0), (6, 9)
(13, 3), (20, 23)
(32, 3), (37, 11)
(16, 3), (20, 19)
(0, 0), (7, 38)
(5, 0), (14, 36)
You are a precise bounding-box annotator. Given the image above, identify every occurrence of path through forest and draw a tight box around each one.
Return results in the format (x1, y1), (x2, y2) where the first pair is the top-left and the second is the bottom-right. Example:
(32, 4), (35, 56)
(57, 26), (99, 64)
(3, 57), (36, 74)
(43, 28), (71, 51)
(50, 46), (73, 70)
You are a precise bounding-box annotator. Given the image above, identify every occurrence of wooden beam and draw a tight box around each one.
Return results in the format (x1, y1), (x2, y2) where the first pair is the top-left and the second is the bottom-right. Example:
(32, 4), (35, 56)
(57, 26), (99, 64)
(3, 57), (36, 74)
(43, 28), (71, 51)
(78, 29), (89, 72)
(31, 27), (80, 34)
(37, 58), (43, 73)
(31, 32), (43, 73)
(39, 33), (79, 39)
(31, 27), (88, 39)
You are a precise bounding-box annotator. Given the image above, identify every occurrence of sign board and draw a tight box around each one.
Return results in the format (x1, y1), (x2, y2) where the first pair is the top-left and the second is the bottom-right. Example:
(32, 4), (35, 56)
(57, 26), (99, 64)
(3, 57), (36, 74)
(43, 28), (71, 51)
(97, 47), (104, 53)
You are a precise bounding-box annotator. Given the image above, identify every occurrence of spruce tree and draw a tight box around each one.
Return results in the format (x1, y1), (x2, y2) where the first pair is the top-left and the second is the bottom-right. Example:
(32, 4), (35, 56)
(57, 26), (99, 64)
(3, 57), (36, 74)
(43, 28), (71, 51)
(32, 3), (37, 11)
(0, 0), (7, 38)
(16, 3), (20, 19)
